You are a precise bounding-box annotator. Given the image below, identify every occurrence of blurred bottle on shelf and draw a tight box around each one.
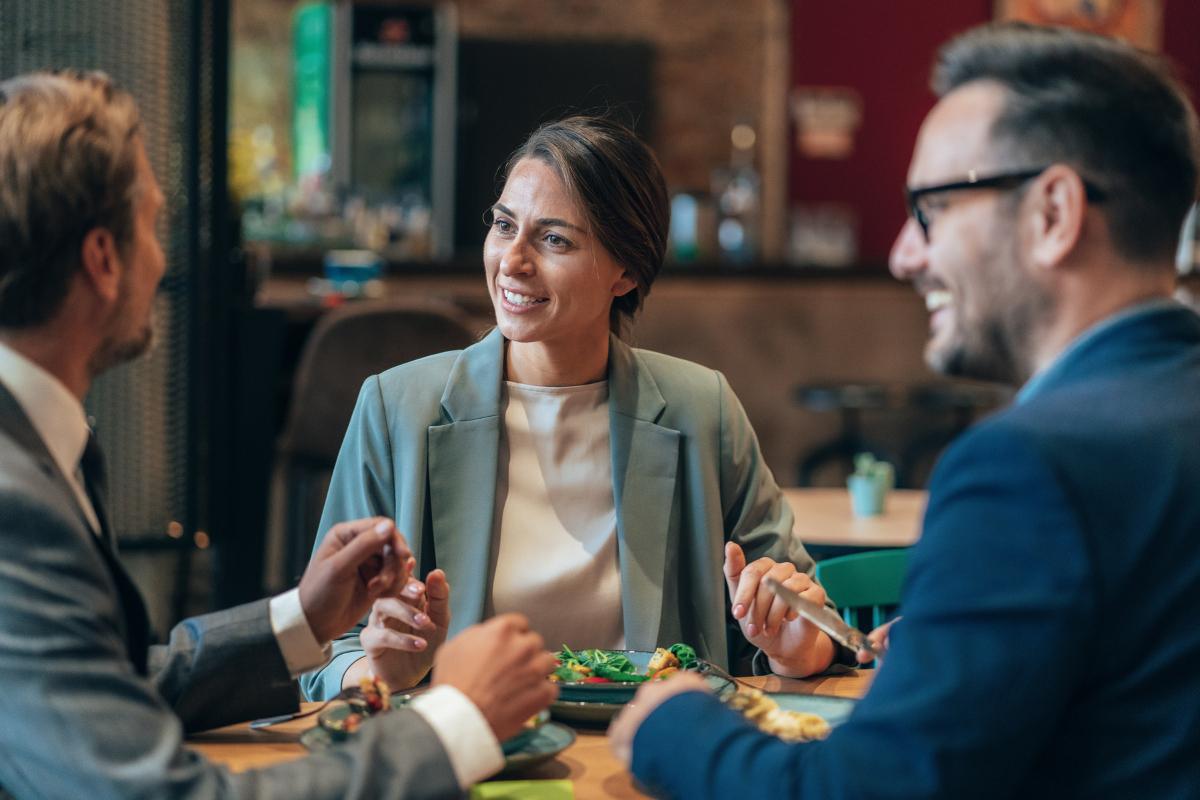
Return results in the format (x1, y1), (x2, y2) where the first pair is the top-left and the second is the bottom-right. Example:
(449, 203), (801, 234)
(669, 193), (700, 263)
(1176, 202), (1198, 275)
(712, 122), (761, 265)
(787, 203), (858, 268)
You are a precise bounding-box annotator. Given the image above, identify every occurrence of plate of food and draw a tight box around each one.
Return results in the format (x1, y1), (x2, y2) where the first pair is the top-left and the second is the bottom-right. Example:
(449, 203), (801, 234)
(549, 644), (735, 722)
(300, 677), (575, 774)
(725, 689), (855, 742)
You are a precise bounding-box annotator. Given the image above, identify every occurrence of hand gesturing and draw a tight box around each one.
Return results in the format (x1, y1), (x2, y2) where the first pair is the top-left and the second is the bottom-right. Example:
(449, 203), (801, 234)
(361, 569), (452, 690)
(723, 541), (834, 677)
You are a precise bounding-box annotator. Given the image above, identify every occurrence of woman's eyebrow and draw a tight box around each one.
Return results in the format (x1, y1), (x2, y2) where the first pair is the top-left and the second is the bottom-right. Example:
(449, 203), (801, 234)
(537, 217), (585, 233)
(492, 202), (585, 233)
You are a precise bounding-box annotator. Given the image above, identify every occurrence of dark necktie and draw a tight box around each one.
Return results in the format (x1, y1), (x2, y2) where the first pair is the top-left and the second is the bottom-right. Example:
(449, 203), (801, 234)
(79, 429), (151, 674)
(80, 430), (114, 549)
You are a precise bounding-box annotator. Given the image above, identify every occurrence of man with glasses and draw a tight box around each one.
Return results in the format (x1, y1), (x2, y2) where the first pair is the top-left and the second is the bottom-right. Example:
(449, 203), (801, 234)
(610, 22), (1200, 798)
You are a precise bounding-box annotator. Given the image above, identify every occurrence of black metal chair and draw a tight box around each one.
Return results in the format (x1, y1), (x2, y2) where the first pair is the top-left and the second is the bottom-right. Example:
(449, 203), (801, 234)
(276, 299), (477, 580)
(794, 382), (893, 486)
(898, 382), (1012, 487)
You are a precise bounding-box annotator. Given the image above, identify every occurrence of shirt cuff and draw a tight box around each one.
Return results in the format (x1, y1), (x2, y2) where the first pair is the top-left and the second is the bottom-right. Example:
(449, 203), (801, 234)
(410, 685), (504, 789)
(269, 588), (332, 677)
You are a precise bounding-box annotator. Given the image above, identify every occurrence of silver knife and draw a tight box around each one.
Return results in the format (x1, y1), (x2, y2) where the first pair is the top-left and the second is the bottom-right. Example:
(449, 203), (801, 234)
(764, 577), (881, 657)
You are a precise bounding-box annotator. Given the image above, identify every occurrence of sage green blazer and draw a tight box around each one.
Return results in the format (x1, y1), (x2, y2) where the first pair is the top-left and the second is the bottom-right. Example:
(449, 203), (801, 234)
(301, 329), (814, 700)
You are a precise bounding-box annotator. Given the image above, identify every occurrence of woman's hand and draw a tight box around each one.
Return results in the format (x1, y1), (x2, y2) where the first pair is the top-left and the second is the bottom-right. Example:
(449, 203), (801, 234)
(346, 569), (452, 690)
(857, 617), (900, 666)
(723, 542), (835, 677)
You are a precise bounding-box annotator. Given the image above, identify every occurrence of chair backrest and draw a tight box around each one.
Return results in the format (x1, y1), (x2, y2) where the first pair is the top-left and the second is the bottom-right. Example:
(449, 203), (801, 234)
(814, 548), (910, 632)
(277, 298), (478, 578)
(279, 299), (478, 462)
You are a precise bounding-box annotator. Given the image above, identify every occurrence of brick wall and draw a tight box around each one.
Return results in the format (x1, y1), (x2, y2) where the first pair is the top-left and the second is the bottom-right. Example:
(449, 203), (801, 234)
(455, 0), (785, 198)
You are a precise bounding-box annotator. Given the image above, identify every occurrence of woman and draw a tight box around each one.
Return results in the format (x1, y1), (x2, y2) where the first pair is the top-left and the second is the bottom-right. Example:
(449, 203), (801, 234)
(301, 116), (843, 701)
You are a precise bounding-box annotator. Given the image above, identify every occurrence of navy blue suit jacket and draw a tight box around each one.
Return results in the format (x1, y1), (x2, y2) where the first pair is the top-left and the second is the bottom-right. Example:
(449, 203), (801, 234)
(633, 303), (1200, 799)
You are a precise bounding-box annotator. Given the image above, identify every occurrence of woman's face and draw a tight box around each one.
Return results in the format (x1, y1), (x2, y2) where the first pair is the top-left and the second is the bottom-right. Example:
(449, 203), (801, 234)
(484, 157), (635, 349)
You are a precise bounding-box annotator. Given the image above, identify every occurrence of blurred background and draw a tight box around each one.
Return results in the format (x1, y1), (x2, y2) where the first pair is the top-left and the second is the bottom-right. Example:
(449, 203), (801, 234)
(3, 0), (1198, 636)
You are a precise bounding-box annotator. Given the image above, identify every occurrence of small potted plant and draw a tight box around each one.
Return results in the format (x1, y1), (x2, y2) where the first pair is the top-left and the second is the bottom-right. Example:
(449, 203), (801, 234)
(847, 453), (894, 517)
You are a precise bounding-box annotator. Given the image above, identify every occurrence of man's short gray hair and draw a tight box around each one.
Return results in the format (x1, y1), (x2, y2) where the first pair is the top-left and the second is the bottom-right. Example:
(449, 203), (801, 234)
(0, 70), (142, 328)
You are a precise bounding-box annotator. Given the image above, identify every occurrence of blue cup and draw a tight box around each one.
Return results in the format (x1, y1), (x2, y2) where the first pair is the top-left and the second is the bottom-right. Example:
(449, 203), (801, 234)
(324, 249), (383, 285)
(847, 475), (887, 517)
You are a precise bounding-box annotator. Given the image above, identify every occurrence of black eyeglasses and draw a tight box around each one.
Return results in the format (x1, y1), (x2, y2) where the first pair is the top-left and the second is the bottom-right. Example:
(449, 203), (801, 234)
(905, 166), (1107, 241)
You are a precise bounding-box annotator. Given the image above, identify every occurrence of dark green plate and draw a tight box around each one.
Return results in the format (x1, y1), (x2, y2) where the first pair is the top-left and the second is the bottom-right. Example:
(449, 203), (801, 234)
(496, 721), (576, 775)
(550, 650), (734, 723)
(301, 697), (568, 773)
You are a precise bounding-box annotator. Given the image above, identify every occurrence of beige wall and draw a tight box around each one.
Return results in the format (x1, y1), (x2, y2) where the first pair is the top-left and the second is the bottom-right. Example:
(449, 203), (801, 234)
(277, 273), (988, 487)
(633, 278), (938, 485)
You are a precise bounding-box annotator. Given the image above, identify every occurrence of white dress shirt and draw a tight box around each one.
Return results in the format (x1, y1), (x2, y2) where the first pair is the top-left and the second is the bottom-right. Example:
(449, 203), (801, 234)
(0, 341), (501, 787)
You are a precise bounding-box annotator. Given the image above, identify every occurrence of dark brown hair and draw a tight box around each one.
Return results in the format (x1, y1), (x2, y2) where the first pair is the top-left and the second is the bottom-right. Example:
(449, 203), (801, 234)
(502, 115), (669, 334)
(934, 22), (1200, 264)
(0, 70), (142, 328)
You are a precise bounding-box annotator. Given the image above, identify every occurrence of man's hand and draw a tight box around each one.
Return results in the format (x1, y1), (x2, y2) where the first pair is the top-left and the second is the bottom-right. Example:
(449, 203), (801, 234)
(857, 617), (900, 666)
(359, 570), (452, 689)
(724, 542), (835, 677)
(432, 614), (559, 742)
(299, 518), (413, 644)
(608, 672), (710, 768)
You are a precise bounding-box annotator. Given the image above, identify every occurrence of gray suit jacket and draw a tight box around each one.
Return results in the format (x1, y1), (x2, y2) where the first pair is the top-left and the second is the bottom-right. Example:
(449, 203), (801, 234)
(0, 381), (461, 799)
(303, 330), (817, 700)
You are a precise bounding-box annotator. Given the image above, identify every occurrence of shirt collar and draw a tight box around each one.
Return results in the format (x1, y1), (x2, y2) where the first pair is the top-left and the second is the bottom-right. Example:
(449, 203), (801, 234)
(1016, 297), (1182, 405)
(0, 340), (91, 479)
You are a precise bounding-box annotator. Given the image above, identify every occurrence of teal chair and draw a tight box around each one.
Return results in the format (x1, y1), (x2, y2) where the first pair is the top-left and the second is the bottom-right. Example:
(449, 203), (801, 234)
(814, 549), (910, 633)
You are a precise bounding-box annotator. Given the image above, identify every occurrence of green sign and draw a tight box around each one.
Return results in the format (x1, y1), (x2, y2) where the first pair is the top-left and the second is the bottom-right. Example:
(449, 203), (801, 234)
(293, 2), (331, 180)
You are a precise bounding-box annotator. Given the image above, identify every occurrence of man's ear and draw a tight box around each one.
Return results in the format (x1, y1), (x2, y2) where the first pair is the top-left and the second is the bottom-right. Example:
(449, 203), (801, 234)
(1027, 164), (1087, 272)
(79, 227), (122, 304)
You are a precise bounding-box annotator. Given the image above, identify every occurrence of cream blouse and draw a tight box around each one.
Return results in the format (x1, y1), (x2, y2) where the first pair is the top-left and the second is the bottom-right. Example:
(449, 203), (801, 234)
(486, 380), (625, 651)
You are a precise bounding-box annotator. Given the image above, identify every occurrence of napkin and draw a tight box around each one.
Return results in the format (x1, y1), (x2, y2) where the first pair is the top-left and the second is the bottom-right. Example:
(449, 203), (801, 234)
(470, 779), (574, 799)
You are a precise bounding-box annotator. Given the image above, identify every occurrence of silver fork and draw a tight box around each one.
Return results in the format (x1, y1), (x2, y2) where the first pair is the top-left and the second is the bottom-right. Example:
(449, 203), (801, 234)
(249, 687), (361, 730)
(696, 659), (757, 694)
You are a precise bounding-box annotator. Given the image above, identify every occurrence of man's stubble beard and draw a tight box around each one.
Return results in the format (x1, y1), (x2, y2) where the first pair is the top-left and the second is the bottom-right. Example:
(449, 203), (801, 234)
(88, 308), (154, 379)
(928, 223), (1053, 386)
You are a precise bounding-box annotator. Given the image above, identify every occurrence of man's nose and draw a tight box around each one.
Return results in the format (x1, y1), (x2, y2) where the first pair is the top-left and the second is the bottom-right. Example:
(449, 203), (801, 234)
(889, 217), (927, 281)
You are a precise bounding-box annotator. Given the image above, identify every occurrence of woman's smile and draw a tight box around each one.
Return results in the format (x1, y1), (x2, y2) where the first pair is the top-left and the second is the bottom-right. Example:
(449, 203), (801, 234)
(500, 287), (550, 311)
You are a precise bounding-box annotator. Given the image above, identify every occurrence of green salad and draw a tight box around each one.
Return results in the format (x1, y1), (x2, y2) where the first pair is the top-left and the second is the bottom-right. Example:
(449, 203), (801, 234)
(552, 643), (699, 684)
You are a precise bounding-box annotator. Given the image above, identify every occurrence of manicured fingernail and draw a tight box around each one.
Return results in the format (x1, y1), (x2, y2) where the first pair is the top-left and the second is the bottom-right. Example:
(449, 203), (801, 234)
(733, 604), (746, 618)
(747, 623), (758, 637)
(414, 613), (430, 627)
(411, 638), (427, 649)
(374, 520), (391, 538)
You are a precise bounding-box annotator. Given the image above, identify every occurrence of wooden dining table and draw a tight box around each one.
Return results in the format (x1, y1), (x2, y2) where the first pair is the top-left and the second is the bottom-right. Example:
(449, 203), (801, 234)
(189, 670), (874, 799)
(783, 488), (926, 550)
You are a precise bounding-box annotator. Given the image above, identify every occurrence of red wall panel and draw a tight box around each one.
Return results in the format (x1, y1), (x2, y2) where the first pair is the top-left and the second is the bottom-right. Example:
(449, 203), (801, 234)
(1163, 0), (1200, 109)
(790, 0), (1199, 265)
